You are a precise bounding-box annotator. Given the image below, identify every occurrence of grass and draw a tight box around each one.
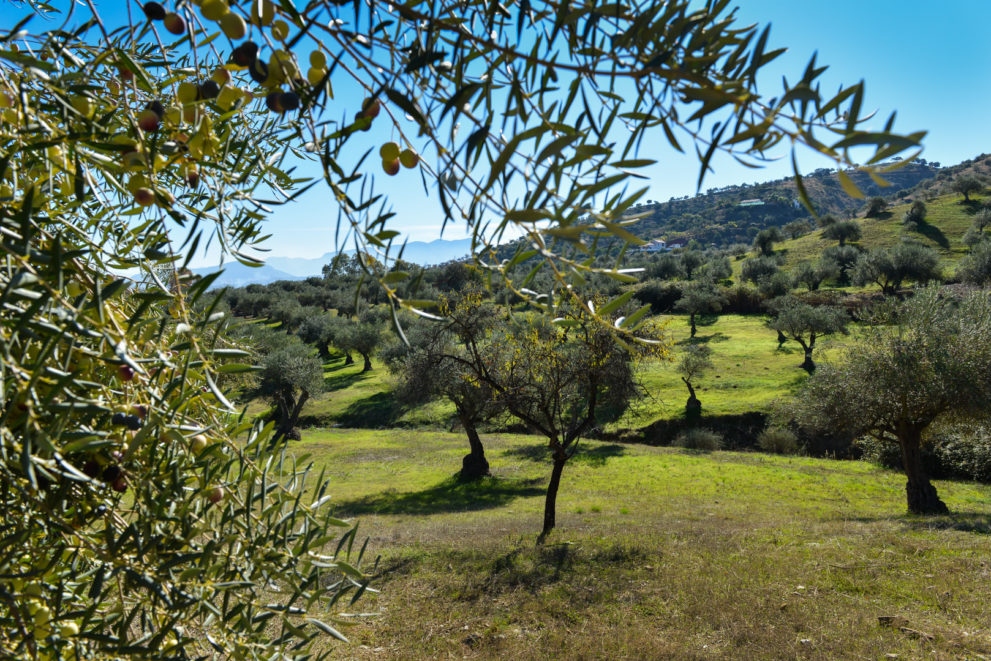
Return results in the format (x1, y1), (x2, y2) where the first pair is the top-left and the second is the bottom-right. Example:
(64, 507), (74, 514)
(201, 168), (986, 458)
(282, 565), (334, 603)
(296, 429), (991, 659)
(775, 191), (983, 273)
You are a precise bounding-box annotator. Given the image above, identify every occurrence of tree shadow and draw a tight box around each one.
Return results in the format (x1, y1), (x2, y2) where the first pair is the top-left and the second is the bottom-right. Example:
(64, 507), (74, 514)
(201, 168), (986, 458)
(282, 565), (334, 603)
(911, 221), (950, 249)
(332, 475), (545, 517)
(323, 368), (371, 392)
(333, 391), (403, 427)
(502, 443), (626, 467)
(696, 312), (720, 327)
(676, 332), (729, 345)
(846, 511), (991, 535)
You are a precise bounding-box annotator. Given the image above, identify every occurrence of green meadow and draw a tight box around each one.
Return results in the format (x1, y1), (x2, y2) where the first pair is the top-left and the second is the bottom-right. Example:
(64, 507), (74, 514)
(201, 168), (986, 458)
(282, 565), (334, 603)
(295, 430), (991, 659)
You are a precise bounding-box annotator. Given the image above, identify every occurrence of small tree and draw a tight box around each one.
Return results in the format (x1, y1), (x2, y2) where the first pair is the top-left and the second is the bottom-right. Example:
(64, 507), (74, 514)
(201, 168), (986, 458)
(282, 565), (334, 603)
(823, 220), (862, 246)
(337, 312), (385, 372)
(865, 197), (888, 217)
(678, 344), (713, 418)
(790, 287), (991, 514)
(680, 250), (704, 280)
(298, 313), (337, 358)
(958, 241), (991, 285)
(784, 219), (813, 239)
(676, 280), (725, 338)
(753, 227), (784, 256)
(951, 175), (984, 202)
(792, 259), (838, 292)
(822, 245), (861, 285)
(767, 297), (849, 372)
(740, 255), (780, 285)
(852, 242), (942, 295)
(259, 340), (325, 441)
(700, 256), (733, 282)
(903, 200), (927, 226)
(817, 214), (840, 228)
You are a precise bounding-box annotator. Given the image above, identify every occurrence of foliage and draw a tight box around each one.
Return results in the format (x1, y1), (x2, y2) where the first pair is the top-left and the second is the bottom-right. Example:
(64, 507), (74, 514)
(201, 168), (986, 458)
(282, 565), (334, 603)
(633, 280), (684, 313)
(821, 244), (861, 285)
(753, 227), (783, 256)
(676, 279), (725, 337)
(792, 259), (837, 291)
(258, 338), (325, 441)
(903, 199), (927, 226)
(740, 255), (780, 284)
(957, 241), (991, 285)
(865, 196), (888, 217)
(0, 0), (927, 653)
(758, 427), (799, 455)
(951, 175), (984, 201)
(851, 241), (942, 294)
(788, 286), (991, 513)
(822, 219), (863, 246)
(783, 219), (813, 239)
(766, 296), (848, 372)
(673, 428), (723, 452)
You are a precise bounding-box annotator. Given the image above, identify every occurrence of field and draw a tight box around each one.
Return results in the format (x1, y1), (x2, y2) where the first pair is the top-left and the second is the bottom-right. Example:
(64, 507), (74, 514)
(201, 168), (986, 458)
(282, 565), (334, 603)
(299, 429), (991, 659)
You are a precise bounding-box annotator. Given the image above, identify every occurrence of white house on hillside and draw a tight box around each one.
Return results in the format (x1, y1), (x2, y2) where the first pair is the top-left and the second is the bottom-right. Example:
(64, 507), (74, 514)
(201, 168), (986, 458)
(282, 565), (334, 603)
(639, 239), (667, 252)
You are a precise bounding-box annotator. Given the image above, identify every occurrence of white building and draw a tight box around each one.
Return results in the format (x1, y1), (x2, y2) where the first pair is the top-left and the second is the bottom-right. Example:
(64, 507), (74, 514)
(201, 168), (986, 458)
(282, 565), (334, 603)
(639, 239), (667, 253)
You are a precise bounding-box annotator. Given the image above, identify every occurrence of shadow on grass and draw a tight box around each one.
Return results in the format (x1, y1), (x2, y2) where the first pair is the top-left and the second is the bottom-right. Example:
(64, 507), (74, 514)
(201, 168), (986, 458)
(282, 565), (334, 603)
(502, 443), (626, 466)
(323, 367), (372, 392)
(333, 391), (403, 427)
(911, 221), (950, 249)
(676, 332), (730, 345)
(849, 511), (991, 535)
(333, 475), (545, 517)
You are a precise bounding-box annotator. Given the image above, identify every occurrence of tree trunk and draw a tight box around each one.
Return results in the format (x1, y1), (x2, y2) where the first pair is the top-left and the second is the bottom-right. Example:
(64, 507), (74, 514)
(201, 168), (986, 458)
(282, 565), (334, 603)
(538, 454), (567, 544)
(344, 352), (354, 366)
(682, 377), (701, 419)
(689, 312), (697, 338)
(797, 338), (815, 372)
(776, 329), (788, 348)
(459, 415), (490, 481)
(360, 352), (372, 372)
(898, 428), (948, 514)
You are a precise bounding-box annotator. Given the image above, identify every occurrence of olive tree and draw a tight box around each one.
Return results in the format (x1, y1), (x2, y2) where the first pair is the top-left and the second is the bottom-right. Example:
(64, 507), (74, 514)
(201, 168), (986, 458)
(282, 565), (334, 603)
(678, 344), (713, 418)
(258, 339), (325, 441)
(951, 175), (984, 202)
(822, 220), (863, 246)
(676, 279), (725, 338)
(753, 227), (784, 256)
(0, 0), (923, 656)
(767, 296), (849, 372)
(852, 241), (942, 295)
(790, 287), (991, 514)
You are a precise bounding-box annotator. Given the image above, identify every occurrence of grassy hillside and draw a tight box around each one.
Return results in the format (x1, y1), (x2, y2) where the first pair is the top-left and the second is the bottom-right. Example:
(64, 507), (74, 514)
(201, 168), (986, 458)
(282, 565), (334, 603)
(299, 430), (991, 659)
(775, 190), (984, 274)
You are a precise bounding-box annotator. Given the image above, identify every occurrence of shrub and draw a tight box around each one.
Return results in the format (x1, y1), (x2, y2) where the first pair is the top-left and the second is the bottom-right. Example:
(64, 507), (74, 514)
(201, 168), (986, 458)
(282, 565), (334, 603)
(722, 284), (766, 314)
(674, 428), (723, 452)
(758, 428), (799, 455)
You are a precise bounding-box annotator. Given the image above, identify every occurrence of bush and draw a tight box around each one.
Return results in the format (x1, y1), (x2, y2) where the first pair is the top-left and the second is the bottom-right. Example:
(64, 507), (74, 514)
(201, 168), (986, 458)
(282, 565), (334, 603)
(674, 428), (723, 452)
(758, 428), (799, 455)
(634, 280), (684, 313)
(722, 284), (766, 314)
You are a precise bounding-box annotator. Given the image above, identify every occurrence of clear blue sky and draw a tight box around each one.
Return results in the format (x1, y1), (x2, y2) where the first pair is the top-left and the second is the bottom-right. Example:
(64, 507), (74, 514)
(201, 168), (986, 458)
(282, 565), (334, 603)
(254, 0), (991, 261)
(6, 2), (990, 263)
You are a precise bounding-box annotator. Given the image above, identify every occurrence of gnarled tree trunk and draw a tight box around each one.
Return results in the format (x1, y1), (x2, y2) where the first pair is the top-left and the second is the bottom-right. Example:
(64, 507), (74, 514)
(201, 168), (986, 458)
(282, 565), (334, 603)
(360, 352), (372, 372)
(682, 377), (701, 419)
(459, 414), (490, 481)
(898, 427), (948, 515)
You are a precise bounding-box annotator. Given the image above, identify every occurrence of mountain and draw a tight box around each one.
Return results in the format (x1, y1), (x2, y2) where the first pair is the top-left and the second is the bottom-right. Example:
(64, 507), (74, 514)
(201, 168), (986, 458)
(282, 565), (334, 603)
(192, 262), (304, 289)
(265, 238), (474, 277)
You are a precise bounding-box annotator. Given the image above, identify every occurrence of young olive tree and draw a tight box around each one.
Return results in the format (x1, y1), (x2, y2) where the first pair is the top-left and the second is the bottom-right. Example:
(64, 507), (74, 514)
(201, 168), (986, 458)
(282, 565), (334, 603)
(676, 279), (725, 338)
(767, 296), (849, 372)
(678, 343), (713, 418)
(790, 287), (991, 514)
(0, 0), (923, 656)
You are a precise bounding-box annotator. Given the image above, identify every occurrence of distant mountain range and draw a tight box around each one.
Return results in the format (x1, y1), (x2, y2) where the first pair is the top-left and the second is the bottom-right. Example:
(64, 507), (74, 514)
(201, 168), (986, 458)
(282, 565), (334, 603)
(193, 237), (474, 288)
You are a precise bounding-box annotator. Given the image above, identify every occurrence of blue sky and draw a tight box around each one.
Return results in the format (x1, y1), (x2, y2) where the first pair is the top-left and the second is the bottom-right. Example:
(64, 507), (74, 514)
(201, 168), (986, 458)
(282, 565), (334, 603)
(7, 2), (991, 263)
(255, 0), (991, 260)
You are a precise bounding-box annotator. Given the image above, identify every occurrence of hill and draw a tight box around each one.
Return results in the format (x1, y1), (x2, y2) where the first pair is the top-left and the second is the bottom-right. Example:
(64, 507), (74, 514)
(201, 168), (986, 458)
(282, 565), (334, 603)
(192, 262), (304, 288)
(266, 238), (474, 278)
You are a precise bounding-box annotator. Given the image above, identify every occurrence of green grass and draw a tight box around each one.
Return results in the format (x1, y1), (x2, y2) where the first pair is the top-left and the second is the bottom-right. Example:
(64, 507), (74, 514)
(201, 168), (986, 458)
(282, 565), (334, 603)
(296, 429), (991, 659)
(775, 191), (983, 274)
(612, 313), (815, 431)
